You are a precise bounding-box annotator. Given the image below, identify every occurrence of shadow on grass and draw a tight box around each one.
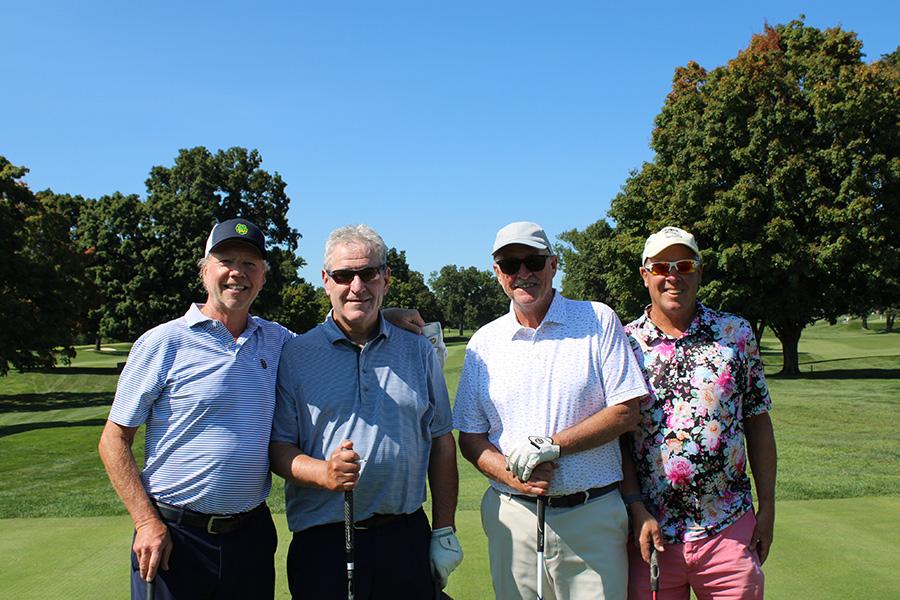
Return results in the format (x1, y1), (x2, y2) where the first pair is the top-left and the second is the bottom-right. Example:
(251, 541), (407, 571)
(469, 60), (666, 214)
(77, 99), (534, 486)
(769, 368), (900, 380)
(0, 392), (112, 413)
(0, 418), (107, 438)
(33, 367), (122, 375)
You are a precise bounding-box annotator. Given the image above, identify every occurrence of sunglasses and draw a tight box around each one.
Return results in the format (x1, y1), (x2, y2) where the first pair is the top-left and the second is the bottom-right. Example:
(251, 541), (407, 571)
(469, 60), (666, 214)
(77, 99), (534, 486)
(326, 265), (386, 285)
(495, 254), (550, 275)
(643, 259), (701, 277)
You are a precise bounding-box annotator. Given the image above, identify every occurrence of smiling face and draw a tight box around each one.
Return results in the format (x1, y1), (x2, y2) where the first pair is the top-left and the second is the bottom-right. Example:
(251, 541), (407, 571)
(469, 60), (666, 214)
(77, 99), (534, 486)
(493, 243), (558, 328)
(201, 240), (267, 319)
(323, 242), (391, 342)
(640, 243), (701, 330)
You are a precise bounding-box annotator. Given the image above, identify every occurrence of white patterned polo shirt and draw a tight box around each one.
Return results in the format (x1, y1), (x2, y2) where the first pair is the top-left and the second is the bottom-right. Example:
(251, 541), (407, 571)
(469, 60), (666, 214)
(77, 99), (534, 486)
(453, 291), (648, 496)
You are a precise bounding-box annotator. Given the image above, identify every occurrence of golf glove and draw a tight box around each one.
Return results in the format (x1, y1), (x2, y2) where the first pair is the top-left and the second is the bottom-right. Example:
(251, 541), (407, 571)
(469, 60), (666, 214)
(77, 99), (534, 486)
(430, 527), (463, 589)
(506, 435), (560, 481)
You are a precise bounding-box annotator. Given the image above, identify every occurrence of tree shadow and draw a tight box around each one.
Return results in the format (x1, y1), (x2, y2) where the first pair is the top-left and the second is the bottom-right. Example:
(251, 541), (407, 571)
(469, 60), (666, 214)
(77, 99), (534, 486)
(0, 392), (112, 413)
(769, 368), (900, 380)
(33, 367), (122, 375)
(0, 418), (107, 438)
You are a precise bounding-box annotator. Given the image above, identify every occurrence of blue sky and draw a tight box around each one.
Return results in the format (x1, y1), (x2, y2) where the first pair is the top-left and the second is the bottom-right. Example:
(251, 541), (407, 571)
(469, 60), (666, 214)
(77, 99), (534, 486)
(3, 1), (897, 286)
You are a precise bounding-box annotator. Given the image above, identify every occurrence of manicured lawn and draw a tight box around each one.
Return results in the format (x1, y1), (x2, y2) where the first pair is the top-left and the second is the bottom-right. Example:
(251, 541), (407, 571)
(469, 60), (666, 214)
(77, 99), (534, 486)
(1, 322), (897, 598)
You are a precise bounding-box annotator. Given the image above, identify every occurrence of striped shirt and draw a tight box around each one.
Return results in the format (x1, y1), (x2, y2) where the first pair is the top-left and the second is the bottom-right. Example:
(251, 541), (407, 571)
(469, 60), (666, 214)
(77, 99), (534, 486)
(272, 314), (452, 532)
(453, 292), (648, 495)
(108, 304), (294, 514)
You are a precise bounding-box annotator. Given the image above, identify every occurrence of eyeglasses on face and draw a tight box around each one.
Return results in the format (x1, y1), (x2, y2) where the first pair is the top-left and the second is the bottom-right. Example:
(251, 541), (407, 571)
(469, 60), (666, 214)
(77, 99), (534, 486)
(326, 265), (386, 284)
(643, 259), (701, 277)
(495, 254), (550, 276)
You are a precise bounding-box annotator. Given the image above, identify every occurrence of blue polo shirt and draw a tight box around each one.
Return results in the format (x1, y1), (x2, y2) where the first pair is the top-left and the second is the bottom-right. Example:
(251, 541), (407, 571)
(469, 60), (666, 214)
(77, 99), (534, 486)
(109, 304), (294, 514)
(272, 314), (452, 532)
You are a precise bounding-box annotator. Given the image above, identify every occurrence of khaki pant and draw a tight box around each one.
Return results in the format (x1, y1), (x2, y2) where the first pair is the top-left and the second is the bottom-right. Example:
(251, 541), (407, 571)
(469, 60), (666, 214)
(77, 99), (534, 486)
(481, 487), (629, 600)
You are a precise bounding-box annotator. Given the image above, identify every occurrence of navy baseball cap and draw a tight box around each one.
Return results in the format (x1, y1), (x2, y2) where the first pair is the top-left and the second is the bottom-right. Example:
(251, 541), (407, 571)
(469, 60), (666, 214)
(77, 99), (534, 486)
(204, 218), (267, 259)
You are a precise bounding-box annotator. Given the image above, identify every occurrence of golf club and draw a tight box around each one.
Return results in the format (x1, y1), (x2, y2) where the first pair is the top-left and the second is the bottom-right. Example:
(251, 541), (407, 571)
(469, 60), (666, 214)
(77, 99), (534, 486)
(536, 495), (547, 600)
(649, 546), (659, 600)
(345, 489), (355, 600)
(146, 578), (155, 600)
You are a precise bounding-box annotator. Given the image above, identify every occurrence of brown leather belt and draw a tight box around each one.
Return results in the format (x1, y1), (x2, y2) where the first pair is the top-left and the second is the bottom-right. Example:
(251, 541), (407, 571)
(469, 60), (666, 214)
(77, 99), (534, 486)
(154, 501), (268, 535)
(512, 482), (619, 508)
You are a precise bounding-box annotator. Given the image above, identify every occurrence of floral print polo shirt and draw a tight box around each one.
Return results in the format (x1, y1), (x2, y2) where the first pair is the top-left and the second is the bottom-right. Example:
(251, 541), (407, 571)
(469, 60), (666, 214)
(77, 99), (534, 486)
(624, 303), (772, 543)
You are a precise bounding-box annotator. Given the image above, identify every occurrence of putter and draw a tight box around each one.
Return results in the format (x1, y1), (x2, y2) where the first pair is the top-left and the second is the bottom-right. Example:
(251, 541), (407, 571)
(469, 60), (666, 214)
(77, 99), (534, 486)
(345, 490), (355, 600)
(649, 546), (659, 600)
(146, 578), (155, 600)
(536, 496), (547, 600)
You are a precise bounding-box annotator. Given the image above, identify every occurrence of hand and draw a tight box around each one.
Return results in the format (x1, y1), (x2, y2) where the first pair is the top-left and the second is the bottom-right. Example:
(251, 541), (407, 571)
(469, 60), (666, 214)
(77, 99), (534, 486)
(133, 517), (172, 582)
(506, 436), (560, 481)
(749, 505), (774, 564)
(629, 503), (664, 563)
(508, 462), (554, 496)
(322, 440), (361, 491)
(382, 308), (425, 334)
(430, 527), (463, 589)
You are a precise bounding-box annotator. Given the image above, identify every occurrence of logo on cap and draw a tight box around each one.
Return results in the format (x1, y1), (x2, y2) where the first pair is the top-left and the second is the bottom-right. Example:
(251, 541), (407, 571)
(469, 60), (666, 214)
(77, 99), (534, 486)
(235, 223), (249, 235)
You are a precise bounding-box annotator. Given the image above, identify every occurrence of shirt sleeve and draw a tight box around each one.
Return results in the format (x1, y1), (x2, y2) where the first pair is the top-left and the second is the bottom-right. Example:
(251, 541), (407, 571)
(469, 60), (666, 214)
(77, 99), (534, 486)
(427, 346), (453, 438)
(596, 306), (650, 406)
(271, 339), (302, 445)
(108, 331), (167, 427)
(452, 340), (490, 433)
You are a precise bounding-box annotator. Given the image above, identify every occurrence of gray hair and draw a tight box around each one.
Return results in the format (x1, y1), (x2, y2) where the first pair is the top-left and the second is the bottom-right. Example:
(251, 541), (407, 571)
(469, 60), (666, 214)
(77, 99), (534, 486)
(324, 224), (387, 270)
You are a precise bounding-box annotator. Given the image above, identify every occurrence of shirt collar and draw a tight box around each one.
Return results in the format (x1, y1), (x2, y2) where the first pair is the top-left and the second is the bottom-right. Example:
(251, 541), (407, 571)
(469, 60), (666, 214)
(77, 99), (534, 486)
(635, 301), (710, 343)
(503, 289), (565, 338)
(323, 311), (389, 346)
(185, 303), (259, 336)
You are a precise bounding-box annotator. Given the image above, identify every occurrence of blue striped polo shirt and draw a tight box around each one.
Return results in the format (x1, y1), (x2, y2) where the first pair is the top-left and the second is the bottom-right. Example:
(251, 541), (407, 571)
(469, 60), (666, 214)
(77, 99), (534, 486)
(272, 314), (452, 532)
(109, 304), (294, 514)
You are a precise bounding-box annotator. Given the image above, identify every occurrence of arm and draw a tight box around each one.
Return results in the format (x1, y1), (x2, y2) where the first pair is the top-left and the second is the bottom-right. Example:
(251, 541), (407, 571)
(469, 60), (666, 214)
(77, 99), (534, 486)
(619, 434), (663, 562)
(552, 396), (642, 455)
(458, 431), (552, 495)
(427, 432), (458, 530)
(744, 411), (777, 564)
(382, 308), (425, 334)
(98, 420), (171, 582)
(269, 440), (360, 491)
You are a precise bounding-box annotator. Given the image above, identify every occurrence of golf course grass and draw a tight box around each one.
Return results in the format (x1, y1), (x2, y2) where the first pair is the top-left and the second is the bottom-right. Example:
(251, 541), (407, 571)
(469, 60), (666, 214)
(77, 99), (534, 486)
(1, 320), (897, 598)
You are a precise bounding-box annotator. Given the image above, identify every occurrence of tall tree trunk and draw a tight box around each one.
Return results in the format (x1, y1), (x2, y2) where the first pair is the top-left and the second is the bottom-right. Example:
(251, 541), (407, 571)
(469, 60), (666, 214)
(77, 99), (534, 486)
(771, 320), (803, 376)
(94, 334), (102, 352)
(860, 313), (868, 329)
(458, 322), (464, 337)
(887, 314), (895, 332)
(751, 319), (766, 344)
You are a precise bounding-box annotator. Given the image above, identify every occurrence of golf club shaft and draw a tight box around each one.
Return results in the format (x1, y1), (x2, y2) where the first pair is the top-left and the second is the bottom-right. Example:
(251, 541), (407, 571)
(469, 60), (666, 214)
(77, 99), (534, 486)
(536, 496), (546, 600)
(146, 578), (155, 600)
(345, 490), (355, 600)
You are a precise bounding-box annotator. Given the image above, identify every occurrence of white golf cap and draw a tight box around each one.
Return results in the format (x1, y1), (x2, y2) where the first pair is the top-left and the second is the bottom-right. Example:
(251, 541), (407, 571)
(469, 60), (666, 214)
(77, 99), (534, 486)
(492, 221), (552, 255)
(641, 226), (700, 263)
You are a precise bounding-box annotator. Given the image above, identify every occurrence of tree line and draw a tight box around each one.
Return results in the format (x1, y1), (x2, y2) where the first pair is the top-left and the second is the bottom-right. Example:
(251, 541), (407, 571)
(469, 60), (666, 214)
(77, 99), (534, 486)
(558, 20), (898, 374)
(0, 148), (508, 375)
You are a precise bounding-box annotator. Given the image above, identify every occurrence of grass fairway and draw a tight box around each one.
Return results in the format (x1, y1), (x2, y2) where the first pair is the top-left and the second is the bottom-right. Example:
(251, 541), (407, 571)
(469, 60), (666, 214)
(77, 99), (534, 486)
(1, 321), (898, 598)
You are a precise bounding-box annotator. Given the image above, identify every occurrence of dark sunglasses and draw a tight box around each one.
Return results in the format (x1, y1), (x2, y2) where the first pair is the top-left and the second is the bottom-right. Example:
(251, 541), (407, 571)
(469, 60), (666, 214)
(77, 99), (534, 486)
(644, 259), (701, 277)
(326, 265), (386, 285)
(495, 254), (550, 275)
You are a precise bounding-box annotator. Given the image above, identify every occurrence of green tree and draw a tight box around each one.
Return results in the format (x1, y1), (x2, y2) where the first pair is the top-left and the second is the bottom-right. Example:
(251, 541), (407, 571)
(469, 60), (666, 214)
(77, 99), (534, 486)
(563, 20), (899, 374)
(0, 158), (83, 374)
(384, 248), (444, 324)
(429, 265), (508, 335)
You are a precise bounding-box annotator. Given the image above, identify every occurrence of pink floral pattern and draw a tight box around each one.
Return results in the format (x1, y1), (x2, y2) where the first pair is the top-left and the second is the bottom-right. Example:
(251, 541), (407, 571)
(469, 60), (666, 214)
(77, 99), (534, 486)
(624, 304), (772, 543)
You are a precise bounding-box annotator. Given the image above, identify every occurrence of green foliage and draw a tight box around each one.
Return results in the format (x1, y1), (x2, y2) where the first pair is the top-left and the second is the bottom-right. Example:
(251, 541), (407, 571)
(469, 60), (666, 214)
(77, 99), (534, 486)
(384, 247), (444, 323)
(429, 265), (508, 335)
(268, 279), (326, 334)
(563, 19), (900, 374)
(0, 158), (85, 374)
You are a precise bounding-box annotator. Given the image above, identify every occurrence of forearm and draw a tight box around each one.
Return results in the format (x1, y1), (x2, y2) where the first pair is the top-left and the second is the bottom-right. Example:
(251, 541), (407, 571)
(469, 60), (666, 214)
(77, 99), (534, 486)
(269, 442), (328, 488)
(98, 420), (160, 529)
(552, 397), (642, 456)
(428, 433), (459, 529)
(745, 412), (777, 508)
(458, 432), (521, 489)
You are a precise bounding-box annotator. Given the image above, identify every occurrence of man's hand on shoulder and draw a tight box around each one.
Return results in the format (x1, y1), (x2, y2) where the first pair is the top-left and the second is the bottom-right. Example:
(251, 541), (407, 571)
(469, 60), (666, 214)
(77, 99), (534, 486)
(382, 308), (424, 334)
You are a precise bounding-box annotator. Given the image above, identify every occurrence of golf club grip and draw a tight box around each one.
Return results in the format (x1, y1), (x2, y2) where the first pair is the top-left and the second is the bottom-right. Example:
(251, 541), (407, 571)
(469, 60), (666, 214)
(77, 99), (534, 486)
(536, 496), (546, 600)
(344, 490), (355, 600)
(649, 546), (660, 592)
(146, 579), (155, 600)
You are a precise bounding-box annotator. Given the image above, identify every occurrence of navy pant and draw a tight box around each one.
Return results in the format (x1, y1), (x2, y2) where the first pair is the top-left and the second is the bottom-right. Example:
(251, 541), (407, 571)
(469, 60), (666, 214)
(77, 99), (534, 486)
(287, 508), (435, 599)
(130, 504), (277, 600)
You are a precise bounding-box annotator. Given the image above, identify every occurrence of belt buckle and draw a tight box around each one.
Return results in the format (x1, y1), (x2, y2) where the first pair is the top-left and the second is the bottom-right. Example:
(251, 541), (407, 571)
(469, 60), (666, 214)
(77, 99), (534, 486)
(207, 514), (232, 534)
(577, 490), (590, 505)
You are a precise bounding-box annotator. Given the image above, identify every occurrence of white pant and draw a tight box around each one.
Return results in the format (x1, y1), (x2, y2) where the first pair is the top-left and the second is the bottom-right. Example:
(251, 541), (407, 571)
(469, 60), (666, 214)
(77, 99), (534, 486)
(481, 487), (629, 600)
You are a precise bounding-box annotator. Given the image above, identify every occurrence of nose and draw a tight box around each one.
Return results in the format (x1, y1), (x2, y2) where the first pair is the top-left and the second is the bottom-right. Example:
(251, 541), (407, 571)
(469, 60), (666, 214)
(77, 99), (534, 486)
(516, 261), (532, 278)
(349, 274), (368, 293)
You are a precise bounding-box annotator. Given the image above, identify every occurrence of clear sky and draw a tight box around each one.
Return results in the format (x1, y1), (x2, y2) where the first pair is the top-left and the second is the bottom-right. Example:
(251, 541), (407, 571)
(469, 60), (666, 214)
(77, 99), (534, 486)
(3, 1), (897, 287)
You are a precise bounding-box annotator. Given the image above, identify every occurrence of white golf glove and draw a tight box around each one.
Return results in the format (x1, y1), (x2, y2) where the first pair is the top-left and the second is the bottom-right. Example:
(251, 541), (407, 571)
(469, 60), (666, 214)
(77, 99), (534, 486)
(430, 526), (463, 589)
(506, 435), (560, 481)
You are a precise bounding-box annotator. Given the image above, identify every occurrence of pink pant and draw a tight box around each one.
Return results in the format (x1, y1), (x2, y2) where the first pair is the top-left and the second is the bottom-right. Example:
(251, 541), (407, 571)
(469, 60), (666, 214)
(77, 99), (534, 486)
(627, 510), (764, 600)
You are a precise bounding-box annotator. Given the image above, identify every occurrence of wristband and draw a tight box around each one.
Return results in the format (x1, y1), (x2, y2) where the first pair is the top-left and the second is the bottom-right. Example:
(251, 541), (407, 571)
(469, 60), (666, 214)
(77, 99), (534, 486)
(622, 493), (644, 506)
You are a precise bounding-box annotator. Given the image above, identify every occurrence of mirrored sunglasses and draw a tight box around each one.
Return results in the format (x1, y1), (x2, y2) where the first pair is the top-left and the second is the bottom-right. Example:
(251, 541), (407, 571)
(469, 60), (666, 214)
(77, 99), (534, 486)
(644, 259), (701, 277)
(496, 254), (550, 275)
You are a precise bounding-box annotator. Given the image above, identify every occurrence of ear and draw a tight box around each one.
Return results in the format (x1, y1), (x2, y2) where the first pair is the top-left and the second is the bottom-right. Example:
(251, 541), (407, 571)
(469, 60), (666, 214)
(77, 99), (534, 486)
(383, 266), (392, 292)
(639, 267), (651, 289)
(322, 268), (330, 290)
